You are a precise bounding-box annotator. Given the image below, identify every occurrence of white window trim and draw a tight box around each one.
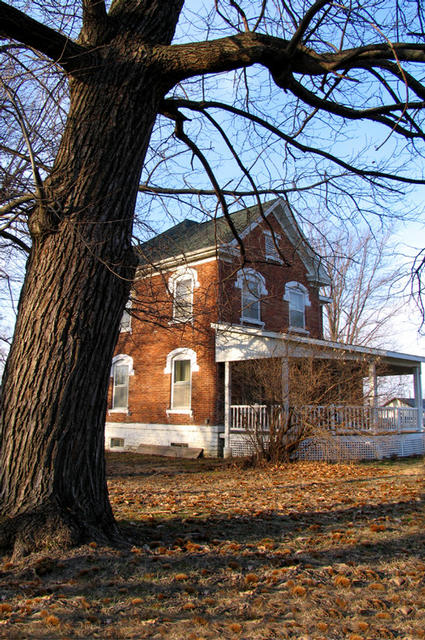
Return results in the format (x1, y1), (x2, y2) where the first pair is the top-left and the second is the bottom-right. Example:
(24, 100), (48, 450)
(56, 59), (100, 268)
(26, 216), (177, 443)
(283, 281), (311, 332)
(109, 354), (134, 414)
(168, 267), (200, 323)
(164, 348), (199, 415)
(235, 268), (268, 325)
(264, 230), (282, 262)
(119, 299), (132, 333)
(164, 348), (199, 374)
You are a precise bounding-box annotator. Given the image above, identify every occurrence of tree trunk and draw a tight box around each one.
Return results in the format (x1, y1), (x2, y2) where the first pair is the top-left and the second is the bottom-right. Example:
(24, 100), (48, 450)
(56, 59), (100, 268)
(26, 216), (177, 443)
(0, 27), (176, 556)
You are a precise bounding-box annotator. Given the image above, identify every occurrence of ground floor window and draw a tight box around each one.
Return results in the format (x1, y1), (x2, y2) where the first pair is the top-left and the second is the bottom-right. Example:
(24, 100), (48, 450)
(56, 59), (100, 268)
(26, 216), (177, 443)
(172, 358), (191, 408)
(164, 348), (199, 413)
(110, 354), (134, 411)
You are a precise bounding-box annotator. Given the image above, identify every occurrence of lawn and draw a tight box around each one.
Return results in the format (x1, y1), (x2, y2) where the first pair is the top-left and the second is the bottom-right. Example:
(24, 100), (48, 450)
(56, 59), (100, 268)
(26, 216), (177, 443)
(0, 454), (424, 639)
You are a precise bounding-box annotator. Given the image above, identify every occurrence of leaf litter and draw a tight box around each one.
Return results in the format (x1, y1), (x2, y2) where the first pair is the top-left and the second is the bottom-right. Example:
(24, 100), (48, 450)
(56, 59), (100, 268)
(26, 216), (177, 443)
(0, 453), (423, 639)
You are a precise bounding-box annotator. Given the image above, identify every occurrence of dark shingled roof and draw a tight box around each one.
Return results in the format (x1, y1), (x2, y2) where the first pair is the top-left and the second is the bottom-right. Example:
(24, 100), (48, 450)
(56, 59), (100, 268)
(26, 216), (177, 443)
(138, 201), (277, 264)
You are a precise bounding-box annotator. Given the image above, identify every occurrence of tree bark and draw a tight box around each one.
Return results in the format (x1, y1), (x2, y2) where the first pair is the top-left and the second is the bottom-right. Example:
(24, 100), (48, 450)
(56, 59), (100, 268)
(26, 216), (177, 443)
(0, 12), (180, 556)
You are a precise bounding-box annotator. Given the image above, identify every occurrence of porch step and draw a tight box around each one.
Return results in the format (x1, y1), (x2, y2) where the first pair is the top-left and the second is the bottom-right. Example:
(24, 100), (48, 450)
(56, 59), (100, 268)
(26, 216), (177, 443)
(136, 444), (204, 459)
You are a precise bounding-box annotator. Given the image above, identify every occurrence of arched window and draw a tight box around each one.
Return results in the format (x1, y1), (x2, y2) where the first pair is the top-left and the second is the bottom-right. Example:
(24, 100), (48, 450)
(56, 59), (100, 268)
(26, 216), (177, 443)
(168, 268), (199, 322)
(110, 354), (134, 411)
(235, 269), (268, 325)
(283, 282), (310, 330)
(119, 298), (132, 332)
(164, 348), (199, 412)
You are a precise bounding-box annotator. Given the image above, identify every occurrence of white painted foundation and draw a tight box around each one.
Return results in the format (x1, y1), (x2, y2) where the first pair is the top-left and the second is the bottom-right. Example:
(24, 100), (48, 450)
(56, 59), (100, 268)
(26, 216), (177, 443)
(105, 422), (224, 457)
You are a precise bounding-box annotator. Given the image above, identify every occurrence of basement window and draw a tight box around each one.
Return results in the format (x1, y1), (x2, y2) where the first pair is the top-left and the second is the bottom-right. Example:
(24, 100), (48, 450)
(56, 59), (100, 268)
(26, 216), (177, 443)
(110, 437), (125, 448)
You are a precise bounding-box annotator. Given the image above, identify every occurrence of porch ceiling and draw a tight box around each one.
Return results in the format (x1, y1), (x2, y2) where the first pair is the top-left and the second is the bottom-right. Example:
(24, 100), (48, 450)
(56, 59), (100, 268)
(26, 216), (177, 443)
(212, 323), (425, 375)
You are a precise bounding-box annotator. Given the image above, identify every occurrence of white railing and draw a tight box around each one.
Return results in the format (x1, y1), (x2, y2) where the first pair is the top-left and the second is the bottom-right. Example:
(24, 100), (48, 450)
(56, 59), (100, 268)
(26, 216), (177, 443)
(230, 404), (423, 434)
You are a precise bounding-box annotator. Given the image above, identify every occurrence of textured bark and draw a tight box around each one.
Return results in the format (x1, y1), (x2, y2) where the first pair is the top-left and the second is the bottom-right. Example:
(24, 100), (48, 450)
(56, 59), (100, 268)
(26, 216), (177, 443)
(0, 2), (183, 556)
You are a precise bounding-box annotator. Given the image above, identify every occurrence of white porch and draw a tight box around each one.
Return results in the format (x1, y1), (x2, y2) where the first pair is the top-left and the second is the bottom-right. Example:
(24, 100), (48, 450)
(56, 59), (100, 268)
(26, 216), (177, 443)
(213, 323), (425, 459)
(230, 404), (423, 435)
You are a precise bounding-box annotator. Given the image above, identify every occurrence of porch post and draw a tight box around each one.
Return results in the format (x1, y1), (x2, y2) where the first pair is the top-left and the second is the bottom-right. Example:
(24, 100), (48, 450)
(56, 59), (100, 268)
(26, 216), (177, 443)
(282, 357), (289, 408)
(223, 361), (232, 458)
(413, 365), (423, 431)
(369, 361), (378, 432)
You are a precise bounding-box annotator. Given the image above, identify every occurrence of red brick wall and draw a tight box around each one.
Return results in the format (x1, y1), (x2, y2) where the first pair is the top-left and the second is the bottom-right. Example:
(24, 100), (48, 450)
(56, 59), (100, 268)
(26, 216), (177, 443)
(108, 213), (324, 427)
(108, 259), (222, 426)
(219, 214), (323, 338)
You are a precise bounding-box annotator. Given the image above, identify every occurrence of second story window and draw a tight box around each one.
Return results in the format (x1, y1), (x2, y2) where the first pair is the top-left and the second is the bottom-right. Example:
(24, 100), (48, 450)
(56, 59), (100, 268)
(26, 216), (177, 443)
(174, 276), (193, 321)
(236, 269), (268, 326)
(169, 268), (199, 323)
(284, 281), (310, 330)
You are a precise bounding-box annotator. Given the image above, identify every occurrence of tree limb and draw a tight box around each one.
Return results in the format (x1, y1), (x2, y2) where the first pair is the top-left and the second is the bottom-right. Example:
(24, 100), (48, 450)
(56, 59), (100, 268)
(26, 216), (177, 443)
(286, 75), (424, 139)
(286, 0), (333, 55)
(81, 0), (110, 46)
(0, 1), (86, 72)
(161, 98), (425, 185)
(173, 117), (246, 263)
(0, 229), (31, 253)
(160, 32), (425, 82)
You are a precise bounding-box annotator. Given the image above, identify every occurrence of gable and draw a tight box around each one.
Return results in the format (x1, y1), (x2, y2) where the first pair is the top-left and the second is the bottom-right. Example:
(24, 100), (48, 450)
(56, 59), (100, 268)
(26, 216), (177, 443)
(226, 200), (330, 287)
(137, 199), (330, 288)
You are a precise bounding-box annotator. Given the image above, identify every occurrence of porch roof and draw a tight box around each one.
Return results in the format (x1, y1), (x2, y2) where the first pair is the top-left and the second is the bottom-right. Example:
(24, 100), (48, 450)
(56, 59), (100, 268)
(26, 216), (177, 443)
(212, 323), (425, 375)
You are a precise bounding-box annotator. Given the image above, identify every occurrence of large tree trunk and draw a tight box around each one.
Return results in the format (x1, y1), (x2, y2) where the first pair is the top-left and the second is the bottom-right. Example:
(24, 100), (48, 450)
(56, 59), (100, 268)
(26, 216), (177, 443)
(0, 18), (179, 556)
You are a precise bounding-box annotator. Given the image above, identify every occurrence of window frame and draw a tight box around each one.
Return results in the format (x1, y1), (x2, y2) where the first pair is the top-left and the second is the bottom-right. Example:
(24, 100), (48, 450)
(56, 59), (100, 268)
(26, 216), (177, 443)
(168, 268), (199, 323)
(109, 354), (134, 413)
(264, 230), (282, 262)
(283, 281), (311, 332)
(171, 357), (191, 410)
(235, 268), (268, 326)
(119, 298), (132, 333)
(164, 348), (199, 415)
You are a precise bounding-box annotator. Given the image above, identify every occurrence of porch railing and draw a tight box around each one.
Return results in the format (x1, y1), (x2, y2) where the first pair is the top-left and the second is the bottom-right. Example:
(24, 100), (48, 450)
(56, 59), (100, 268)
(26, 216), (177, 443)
(230, 404), (423, 434)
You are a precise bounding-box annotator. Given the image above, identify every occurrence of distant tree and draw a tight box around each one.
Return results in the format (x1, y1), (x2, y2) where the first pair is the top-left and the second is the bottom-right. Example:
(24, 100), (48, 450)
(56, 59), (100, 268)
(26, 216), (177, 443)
(2, 0), (425, 556)
(320, 231), (402, 347)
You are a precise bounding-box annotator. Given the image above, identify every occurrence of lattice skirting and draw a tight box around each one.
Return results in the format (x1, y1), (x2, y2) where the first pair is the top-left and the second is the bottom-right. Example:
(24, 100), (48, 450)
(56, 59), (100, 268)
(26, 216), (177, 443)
(229, 431), (425, 460)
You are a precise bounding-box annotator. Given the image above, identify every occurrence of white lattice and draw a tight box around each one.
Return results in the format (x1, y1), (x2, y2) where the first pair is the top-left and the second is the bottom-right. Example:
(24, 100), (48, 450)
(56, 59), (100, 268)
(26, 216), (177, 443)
(229, 431), (425, 461)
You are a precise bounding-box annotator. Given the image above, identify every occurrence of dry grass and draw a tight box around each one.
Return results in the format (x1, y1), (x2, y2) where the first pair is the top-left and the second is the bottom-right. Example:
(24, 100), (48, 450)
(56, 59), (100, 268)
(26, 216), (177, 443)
(0, 453), (424, 639)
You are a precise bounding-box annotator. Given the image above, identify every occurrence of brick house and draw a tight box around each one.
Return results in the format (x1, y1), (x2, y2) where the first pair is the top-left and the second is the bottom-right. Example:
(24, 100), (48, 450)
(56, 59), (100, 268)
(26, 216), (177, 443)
(106, 200), (425, 458)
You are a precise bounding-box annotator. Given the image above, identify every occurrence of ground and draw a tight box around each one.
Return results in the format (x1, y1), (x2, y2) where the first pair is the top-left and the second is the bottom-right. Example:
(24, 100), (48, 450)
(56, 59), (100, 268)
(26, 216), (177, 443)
(0, 454), (423, 639)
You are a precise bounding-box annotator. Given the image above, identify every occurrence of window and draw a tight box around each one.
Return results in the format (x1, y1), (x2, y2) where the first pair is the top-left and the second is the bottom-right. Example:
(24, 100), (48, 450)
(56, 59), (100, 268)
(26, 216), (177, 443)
(110, 354), (134, 412)
(172, 359), (191, 408)
(174, 276), (193, 321)
(243, 277), (261, 321)
(264, 231), (282, 262)
(169, 268), (199, 322)
(113, 364), (129, 409)
(110, 437), (125, 448)
(284, 282), (310, 330)
(164, 348), (199, 413)
(235, 269), (268, 325)
(119, 300), (132, 332)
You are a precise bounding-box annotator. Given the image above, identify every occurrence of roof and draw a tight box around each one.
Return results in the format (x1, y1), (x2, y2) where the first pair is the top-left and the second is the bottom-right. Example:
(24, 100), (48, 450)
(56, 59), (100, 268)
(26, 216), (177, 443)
(138, 200), (273, 265)
(137, 199), (330, 286)
(213, 322), (425, 371)
(384, 397), (425, 409)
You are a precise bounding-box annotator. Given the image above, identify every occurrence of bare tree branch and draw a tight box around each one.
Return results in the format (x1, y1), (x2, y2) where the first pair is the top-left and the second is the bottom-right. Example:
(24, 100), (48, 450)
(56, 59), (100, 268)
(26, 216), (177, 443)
(161, 98), (425, 185)
(0, 1), (85, 71)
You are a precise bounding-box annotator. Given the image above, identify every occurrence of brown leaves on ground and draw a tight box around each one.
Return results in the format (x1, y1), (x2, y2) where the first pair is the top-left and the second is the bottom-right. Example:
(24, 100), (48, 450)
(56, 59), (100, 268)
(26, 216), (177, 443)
(0, 454), (423, 639)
